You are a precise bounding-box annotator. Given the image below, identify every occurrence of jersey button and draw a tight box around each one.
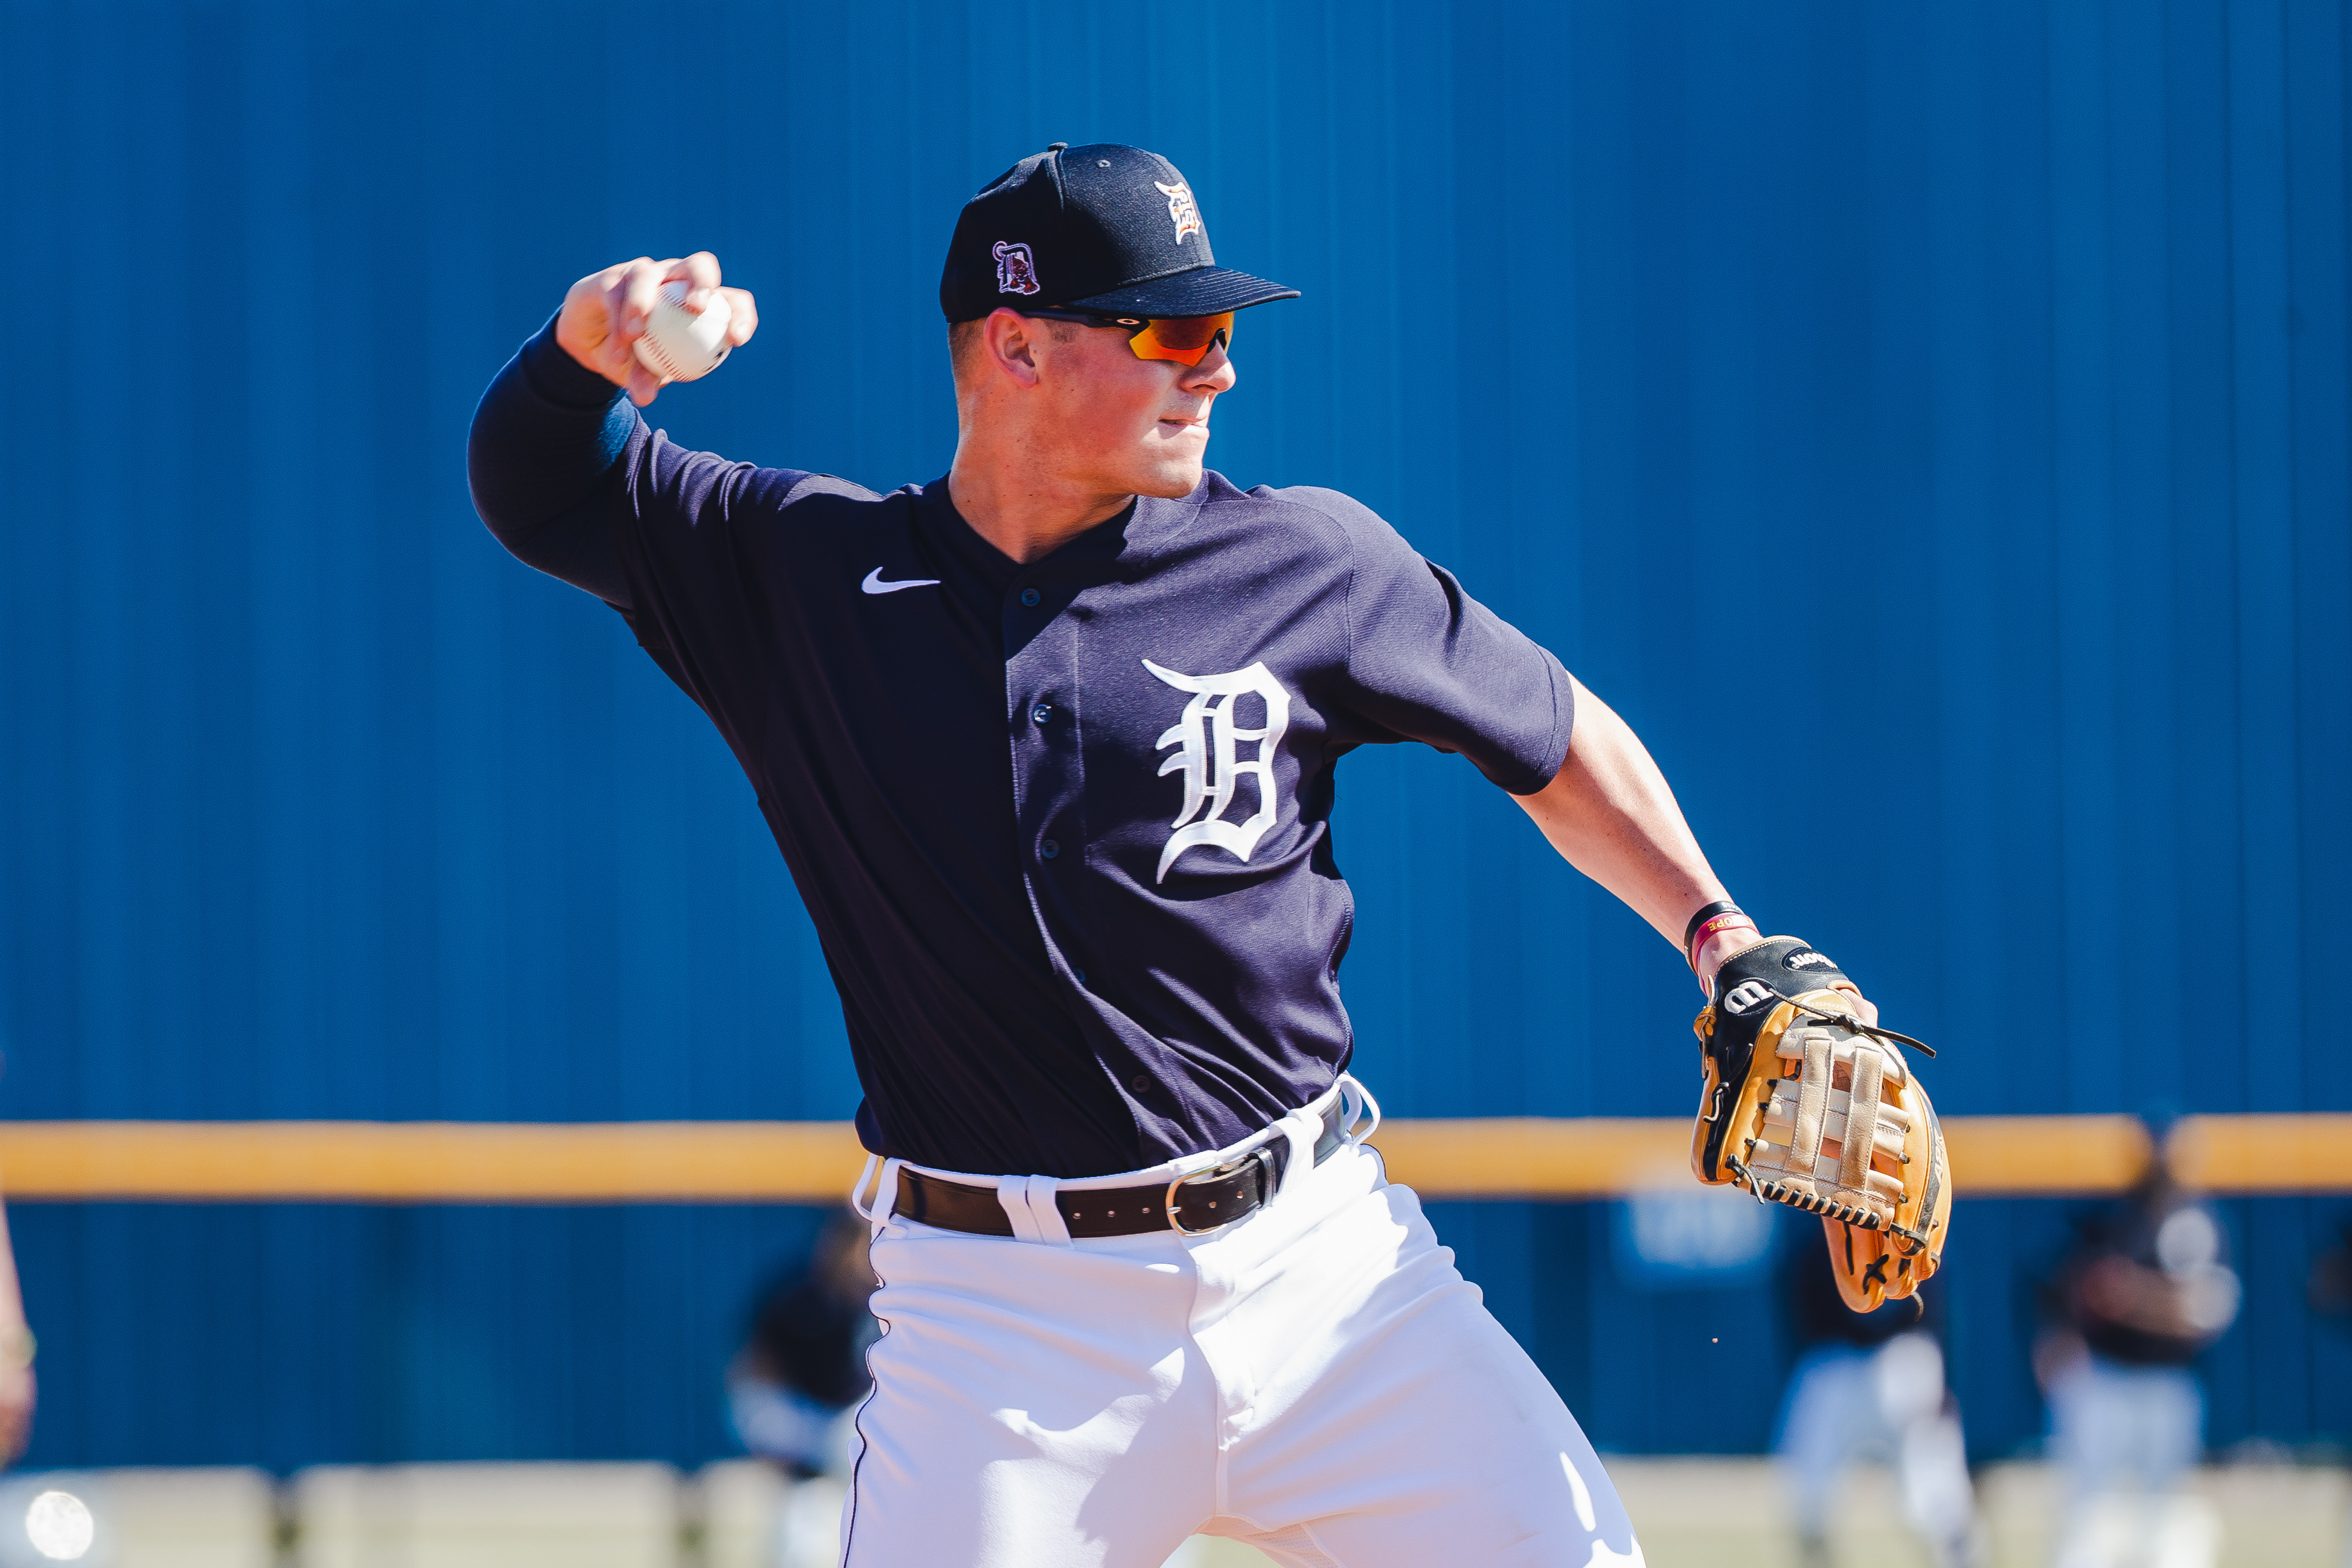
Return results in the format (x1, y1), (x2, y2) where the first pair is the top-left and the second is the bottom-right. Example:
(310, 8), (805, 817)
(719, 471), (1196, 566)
(1129, 1074), (1151, 1093)
(1019, 587), (1041, 607)
(1031, 703), (1054, 725)
(1040, 839), (1060, 859)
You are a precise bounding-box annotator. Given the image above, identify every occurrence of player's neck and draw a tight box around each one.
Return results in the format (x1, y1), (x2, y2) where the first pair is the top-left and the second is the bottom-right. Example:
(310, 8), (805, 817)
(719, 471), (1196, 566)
(946, 444), (1133, 566)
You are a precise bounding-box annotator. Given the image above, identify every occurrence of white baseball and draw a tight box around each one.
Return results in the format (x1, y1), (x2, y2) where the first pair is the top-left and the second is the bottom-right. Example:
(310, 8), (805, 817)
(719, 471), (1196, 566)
(633, 278), (733, 382)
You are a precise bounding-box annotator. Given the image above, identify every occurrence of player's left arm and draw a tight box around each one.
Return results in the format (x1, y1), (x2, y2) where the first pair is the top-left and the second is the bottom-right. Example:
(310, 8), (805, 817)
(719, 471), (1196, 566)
(1516, 673), (1949, 1311)
(1510, 674), (1873, 1020)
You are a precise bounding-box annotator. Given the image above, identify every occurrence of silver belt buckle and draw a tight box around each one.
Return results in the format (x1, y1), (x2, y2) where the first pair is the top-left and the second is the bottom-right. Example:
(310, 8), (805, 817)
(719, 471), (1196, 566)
(1165, 1144), (1277, 1237)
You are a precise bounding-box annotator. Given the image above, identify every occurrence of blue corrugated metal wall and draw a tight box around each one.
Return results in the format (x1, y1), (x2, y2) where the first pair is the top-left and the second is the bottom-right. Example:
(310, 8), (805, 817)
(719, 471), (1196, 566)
(1, 0), (2346, 1467)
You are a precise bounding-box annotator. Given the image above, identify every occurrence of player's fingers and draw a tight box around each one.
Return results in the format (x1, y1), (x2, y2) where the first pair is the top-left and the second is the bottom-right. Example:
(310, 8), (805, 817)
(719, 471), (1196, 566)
(625, 361), (666, 406)
(668, 250), (723, 313)
(599, 258), (660, 378)
(616, 258), (671, 339)
(719, 286), (758, 345)
(557, 264), (633, 376)
(601, 258), (650, 327)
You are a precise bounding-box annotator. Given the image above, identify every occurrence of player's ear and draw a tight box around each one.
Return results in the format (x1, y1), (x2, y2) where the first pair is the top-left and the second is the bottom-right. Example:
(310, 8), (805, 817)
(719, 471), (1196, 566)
(982, 308), (1044, 388)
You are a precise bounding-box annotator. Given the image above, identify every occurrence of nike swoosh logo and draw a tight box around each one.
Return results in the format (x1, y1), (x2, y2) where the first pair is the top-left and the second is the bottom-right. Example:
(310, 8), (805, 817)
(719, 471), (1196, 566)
(861, 567), (942, 595)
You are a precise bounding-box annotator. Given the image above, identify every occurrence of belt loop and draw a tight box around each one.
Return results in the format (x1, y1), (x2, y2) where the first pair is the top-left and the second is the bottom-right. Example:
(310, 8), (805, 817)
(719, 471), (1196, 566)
(847, 1153), (880, 1221)
(994, 1175), (1042, 1241)
(1339, 1075), (1383, 1146)
(850, 1154), (900, 1234)
(1025, 1174), (1073, 1247)
(1275, 1105), (1321, 1198)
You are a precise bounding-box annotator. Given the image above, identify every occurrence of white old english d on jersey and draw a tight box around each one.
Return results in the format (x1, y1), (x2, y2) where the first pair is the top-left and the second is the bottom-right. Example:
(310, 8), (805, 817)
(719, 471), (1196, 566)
(1143, 659), (1291, 883)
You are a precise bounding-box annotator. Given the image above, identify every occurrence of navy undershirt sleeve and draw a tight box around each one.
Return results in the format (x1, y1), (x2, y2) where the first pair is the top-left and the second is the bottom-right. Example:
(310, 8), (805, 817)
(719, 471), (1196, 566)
(467, 316), (639, 607)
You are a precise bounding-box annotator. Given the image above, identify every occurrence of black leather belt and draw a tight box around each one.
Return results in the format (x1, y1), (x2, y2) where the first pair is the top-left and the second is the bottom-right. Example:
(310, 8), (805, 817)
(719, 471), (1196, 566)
(893, 1099), (1352, 1240)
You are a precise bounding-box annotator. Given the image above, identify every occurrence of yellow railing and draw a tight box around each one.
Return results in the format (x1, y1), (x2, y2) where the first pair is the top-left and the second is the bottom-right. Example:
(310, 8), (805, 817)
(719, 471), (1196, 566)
(0, 1113), (2341, 1202)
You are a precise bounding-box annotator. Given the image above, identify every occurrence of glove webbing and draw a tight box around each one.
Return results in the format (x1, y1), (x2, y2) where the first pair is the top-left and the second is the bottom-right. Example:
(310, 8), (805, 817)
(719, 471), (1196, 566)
(1719, 1000), (1936, 1249)
(1733, 1028), (1893, 1218)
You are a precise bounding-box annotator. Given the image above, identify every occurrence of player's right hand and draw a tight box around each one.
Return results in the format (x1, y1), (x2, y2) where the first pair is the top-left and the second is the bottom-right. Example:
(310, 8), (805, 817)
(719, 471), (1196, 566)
(556, 252), (760, 407)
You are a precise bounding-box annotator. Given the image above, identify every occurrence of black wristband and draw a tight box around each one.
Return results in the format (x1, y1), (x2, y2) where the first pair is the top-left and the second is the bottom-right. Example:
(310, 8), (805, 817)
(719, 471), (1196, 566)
(1682, 900), (1744, 958)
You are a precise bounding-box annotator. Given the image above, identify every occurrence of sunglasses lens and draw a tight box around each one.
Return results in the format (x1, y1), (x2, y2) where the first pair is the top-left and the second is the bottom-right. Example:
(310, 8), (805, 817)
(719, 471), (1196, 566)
(1128, 312), (1235, 365)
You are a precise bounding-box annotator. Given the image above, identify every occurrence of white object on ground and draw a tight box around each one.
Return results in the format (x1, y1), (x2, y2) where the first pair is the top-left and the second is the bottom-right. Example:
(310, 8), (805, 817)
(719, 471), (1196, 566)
(23, 1492), (92, 1561)
(633, 279), (732, 383)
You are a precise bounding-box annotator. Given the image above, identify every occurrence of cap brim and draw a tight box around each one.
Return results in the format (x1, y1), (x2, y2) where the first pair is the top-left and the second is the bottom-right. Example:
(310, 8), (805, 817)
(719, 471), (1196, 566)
(1057, 266), (1299, 317)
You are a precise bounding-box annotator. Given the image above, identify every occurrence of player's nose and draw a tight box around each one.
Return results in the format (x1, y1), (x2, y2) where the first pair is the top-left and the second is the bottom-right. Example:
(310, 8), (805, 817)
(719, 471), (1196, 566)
(1185, 340), (1237, 394)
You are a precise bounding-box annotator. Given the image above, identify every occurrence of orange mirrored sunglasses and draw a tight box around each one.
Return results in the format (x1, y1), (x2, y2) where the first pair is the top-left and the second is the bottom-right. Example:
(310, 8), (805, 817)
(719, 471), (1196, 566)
(1027, 309), (1235, 366)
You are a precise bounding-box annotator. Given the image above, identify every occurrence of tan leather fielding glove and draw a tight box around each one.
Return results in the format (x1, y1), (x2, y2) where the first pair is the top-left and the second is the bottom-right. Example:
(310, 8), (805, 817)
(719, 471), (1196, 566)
(1690, 936), (1952, 1311)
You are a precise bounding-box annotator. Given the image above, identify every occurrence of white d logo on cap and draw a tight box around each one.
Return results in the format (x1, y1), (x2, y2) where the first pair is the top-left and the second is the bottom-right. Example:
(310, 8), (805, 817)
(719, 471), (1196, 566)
(1153, 180), (1202, 246)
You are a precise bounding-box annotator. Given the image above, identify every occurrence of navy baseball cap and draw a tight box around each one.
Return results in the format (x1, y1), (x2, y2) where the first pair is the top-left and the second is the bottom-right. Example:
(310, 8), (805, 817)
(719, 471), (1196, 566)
(940, 143), (1299, 323)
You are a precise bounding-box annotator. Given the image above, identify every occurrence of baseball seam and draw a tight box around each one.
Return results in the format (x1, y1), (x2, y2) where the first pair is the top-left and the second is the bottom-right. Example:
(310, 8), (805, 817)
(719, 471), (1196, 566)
(638, 338), (681, 380)
(636, 306), (728, 382)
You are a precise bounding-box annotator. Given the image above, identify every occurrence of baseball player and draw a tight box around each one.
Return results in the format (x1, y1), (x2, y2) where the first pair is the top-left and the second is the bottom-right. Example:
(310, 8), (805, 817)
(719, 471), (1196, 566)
(469, 143), (1921, 1567)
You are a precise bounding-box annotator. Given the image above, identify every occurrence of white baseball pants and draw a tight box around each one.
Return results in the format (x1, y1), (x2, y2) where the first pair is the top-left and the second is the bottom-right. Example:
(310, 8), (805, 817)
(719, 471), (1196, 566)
(840, 1083), (1645, 1567)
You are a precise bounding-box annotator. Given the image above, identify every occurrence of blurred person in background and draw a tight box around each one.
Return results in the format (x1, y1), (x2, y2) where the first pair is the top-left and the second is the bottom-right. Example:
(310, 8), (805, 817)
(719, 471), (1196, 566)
(1774, 1229), (1977, 1567)
(2034, 1143), (2239, 1568)
(2310, 1212), (2352, 1336)
(2307, 1217), (2352, 1568)
(728, 1210), (879, 1568)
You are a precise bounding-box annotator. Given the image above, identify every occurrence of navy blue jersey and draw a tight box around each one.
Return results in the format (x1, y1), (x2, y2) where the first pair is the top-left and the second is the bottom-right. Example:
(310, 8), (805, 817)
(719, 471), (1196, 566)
(470, 325), (1573, 1177)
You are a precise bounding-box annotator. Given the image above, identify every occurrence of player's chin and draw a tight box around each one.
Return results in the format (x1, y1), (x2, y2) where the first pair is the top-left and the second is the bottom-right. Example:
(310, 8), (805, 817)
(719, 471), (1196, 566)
(1130, 459), (1206, 500)
(1131, 431), (1210, 498)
